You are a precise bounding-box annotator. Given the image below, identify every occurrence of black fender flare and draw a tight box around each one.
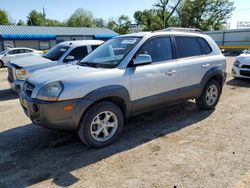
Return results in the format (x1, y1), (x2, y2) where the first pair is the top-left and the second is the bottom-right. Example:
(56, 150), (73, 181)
(84, 85), (132, 116)
(199, 67), (225, 96)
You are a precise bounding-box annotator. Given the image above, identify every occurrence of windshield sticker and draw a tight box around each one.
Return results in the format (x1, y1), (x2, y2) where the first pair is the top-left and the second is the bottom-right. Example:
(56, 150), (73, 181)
(121, 39), (137, 44)
(60, 48), (67, 52)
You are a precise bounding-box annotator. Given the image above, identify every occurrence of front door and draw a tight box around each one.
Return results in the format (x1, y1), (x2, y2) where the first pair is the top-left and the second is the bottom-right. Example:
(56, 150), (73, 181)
(130, 36), (179, 113)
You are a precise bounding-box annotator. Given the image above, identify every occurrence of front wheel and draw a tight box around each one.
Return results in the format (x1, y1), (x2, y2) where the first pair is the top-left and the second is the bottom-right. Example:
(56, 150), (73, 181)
(78, 101), (124, 148)
(196, 80), (221, 110)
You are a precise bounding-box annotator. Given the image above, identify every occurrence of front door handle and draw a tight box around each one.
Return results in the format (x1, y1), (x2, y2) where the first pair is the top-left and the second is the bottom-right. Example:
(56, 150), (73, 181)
(166, 70), (176, 76)
(202, 64), (210, 68)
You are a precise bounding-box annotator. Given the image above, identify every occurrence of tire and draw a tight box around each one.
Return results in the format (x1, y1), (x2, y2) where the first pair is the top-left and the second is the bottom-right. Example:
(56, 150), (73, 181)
(196, 80), (221, 110)
(78, 101), (124, 148)
(0, 61), (4, 68)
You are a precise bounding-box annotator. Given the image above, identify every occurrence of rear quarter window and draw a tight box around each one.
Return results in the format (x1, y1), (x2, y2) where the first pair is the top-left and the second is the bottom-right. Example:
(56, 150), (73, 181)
(197, 37), (212, 54)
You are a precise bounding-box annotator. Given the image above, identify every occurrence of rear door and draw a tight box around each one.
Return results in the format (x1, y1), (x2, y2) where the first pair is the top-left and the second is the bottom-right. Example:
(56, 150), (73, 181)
(174, 36), (212, 92)
(130, 36), (179, 112)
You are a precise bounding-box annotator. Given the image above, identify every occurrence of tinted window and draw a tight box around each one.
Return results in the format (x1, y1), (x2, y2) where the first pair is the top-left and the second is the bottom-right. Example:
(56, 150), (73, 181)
(8, 50), (21, 55)
(43, 45), (70, 61)
(138, 37), (172, 63)
(91, 45), (100, 51)
(64, 46), (88, 62)
(25, 49), (33, 53)
(175, 36), (203, 58)
(197, 38), (212, 54)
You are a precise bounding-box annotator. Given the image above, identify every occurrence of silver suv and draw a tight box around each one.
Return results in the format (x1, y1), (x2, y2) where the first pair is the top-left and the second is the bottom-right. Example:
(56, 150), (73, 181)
(19, 28), (227, 148)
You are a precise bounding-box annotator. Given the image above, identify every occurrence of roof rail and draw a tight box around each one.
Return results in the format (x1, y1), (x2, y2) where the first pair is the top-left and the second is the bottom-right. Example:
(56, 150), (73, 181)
(164, 27), (203, 33)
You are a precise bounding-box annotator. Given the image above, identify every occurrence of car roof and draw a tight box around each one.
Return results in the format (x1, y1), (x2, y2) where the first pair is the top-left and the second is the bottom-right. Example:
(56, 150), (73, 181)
(59, 40), (104, 47)
(7, 47), (35, 51)
(117, 30), (207, 39)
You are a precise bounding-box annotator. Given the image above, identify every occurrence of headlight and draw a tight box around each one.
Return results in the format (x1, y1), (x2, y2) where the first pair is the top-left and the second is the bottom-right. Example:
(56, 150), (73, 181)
(234, 60), (240, 67)
(37, 81), (64, 101)
(15, 69), (27, 80)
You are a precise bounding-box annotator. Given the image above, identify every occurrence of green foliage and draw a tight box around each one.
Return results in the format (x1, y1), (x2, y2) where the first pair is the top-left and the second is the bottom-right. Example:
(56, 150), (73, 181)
(93, 18), (106, 28)
(46, 19), (64, 27)
(67, 8), (94, 27)
(177, 0), (235, 30)
(27, 10), (45, 26)
(0, 9), (10, 25)
(107, 16), (131, 34)
(16, 20), (26, 26)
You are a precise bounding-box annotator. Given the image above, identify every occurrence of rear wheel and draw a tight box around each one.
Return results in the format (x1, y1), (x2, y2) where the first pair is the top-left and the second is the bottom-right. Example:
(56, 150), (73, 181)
(196, 80), (221, 110)
(78, 101), (124, 148)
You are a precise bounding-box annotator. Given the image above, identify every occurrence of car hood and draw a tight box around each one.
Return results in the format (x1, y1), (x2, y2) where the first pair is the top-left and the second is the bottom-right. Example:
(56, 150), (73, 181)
(237, 54), (250, 64)
(10, 55), (52, 68)
(27, 64), (106, 86)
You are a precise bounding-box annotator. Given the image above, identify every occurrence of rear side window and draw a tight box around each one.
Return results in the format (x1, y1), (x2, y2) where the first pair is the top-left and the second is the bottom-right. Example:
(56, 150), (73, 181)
(175, 36), (202, 58)
(64, 46), (88, 62)
(197, 37), (212, 54)
(138, 37), (172, 63)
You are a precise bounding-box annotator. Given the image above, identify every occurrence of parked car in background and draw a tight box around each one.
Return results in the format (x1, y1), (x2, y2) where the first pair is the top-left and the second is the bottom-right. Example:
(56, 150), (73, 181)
(7, 40), (104, 92)
(19, 28), (226, 148)
(232, 49), (250, 79)
(0, 48), (43, 68)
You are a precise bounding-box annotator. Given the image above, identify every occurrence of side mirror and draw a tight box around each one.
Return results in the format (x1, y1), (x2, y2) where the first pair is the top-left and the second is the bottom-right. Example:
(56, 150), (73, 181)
(133, 54), (152, 66)
(64, 55), (75, 62)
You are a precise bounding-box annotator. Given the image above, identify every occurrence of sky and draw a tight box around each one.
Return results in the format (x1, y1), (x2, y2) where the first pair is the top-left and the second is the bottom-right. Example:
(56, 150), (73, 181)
(1, 0), (250, 29)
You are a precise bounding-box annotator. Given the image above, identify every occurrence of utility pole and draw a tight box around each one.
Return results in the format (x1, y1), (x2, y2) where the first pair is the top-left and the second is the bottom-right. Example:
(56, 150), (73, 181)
(42, 7), (46, 26)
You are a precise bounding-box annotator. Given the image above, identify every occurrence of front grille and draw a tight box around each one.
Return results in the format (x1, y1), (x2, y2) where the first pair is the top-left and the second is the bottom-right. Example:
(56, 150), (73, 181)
(8, 67), (14, 82)
(240, 70), (250, 77)
(23, 81), (34, 97)
(241, 65), (250, 69)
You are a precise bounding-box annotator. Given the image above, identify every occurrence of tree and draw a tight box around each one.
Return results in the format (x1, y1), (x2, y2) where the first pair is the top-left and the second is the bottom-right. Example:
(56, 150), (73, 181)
(46, 19), (63, 26)
(177, 0), (235, 30)
(27, 10), (45, 26)
(67, 8), (94, 27)
(93, 18), (106, 27)
(16, 20), (26, 26)
(115, 15), (131, 34)
(134, 9), (162, 31)
(154, 0), (182, 28)
(0, 9), (10, 25)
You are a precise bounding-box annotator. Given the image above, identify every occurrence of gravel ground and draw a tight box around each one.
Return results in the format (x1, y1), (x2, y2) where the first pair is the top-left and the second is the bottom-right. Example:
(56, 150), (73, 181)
(0, 57), (249, 188)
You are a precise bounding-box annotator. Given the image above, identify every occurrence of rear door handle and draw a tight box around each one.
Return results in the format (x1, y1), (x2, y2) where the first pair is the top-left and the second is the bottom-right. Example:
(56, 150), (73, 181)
(165, 70), (176, 76)
(202, 64), (210, 68)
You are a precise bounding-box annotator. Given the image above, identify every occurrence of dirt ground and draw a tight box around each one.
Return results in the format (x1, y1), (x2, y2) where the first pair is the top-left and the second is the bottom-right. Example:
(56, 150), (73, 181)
(0, 57), (249, 188)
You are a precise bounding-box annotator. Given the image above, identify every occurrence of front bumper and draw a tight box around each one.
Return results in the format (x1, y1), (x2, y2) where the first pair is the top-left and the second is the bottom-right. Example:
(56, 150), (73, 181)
(19, 92), (93, 130)
(232, 65), (250, 78)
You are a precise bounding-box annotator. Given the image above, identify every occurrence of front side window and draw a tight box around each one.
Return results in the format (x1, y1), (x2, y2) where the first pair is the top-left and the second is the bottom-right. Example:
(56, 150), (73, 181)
(80, 37), (141, 68)
(137, 37), (173, 63)
(63, 46), (88, 62)
(43, 44), (70, 61)
(175, 36), (203, 58)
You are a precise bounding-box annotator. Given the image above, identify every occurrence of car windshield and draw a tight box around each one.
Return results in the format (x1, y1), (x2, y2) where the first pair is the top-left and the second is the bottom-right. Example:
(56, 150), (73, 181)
(80, 37), (141, 68)
(0, 50), (6, 55)
(43, 45), (70, 61)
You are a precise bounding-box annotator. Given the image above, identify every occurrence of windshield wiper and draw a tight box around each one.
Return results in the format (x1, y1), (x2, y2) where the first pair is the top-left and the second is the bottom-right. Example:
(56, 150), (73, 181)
(77, 61), (99, 68)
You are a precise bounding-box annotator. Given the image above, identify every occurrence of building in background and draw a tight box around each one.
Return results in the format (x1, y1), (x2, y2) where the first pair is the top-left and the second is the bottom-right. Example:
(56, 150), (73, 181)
(205, 28), (250, 53)
(0, 25), (118, 52)
(237, 22), (250, 29)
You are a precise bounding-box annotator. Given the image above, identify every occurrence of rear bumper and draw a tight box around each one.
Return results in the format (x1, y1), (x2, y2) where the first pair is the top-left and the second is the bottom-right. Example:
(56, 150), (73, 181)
(19, 92), (93, 131)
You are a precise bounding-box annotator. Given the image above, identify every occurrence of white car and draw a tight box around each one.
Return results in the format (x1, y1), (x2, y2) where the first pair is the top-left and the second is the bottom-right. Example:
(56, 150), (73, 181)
(7, 40), (104, 92)
(0, 48), (43, 68)
(232, 49), (250, 79)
